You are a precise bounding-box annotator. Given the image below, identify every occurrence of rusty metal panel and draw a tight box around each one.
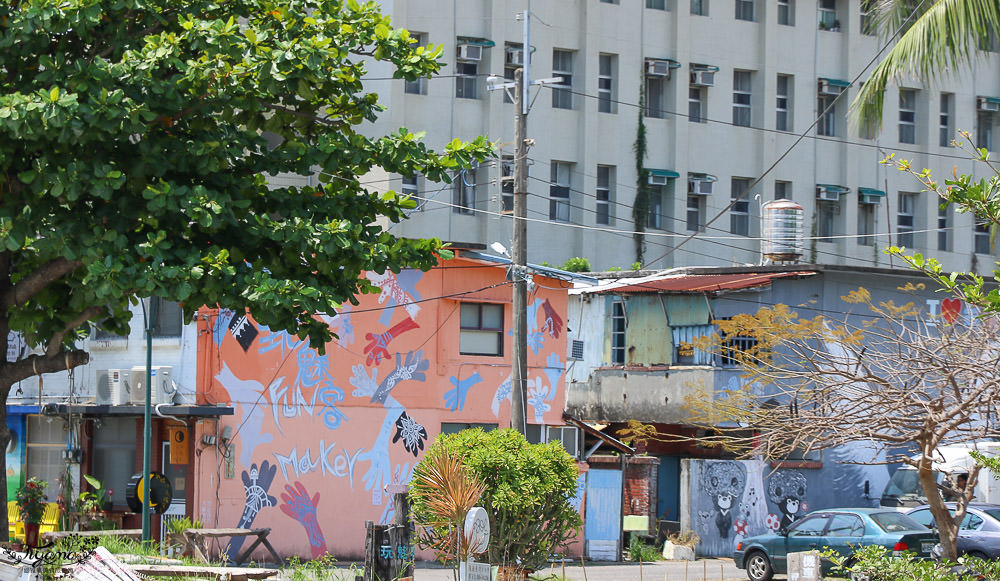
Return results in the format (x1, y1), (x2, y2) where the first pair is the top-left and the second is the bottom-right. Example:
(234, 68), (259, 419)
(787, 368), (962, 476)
(665, 295), (711, 327)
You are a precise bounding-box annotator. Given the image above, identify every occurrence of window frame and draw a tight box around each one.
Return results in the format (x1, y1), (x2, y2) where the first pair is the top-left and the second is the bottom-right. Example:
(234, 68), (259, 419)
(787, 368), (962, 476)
(817, 200), (838, 242)
(691, 0), (708, 16)
(610, 300), (627, 365)
(549, 161), (572, 223)
(732, 70), (752, 127)
(552, 49), (574, 110)
(596, 165), (613, 225)
(500, 157), (514, 213)
(598, 54), (616, 114)
(858, 202), (876, 246)
(777, 0), (793, 25)
(151, 297), (183, 337)
(459, 302), (504, 357)
(646, 0), (667, 9)
(938, 204), (949, 251)
(452, 167), (477, 215)
(686, 194), (704, 232)
(456, 60), (479, 100)
(818, 93), (837, 137)
(735, 0), (754, 22)
(730, 177), (751, 236)
(776, 74), (791, 131)
(647, 185), (664, 230)
(975, 220), (991, 255)
(775, 180), (790, 200)
(689, 86), (705, 123)
(897, 192), (916, 248)
(818, 0), (837, 29)
(940, 93), (953, 147)
(899, 89), (917, 144)
(404, 33), (428, 95)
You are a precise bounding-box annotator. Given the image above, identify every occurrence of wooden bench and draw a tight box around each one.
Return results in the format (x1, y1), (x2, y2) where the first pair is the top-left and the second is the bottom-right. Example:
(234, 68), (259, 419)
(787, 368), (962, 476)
(129, 563), (279, 580)
(42, 528), (144, 542)
(181, 528), (282, 566)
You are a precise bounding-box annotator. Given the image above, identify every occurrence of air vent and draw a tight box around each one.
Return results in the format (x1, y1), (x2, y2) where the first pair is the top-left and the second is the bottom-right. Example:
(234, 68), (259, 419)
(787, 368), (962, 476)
(570, 340), (585, 360)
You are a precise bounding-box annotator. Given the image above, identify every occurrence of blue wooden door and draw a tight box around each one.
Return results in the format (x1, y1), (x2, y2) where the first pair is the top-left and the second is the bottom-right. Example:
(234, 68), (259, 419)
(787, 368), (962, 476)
(584, 469), (622, 559)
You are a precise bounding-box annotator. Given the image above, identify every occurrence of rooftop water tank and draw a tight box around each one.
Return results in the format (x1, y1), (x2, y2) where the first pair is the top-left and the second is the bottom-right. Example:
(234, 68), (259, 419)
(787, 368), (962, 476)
(761, 199), (804, 263)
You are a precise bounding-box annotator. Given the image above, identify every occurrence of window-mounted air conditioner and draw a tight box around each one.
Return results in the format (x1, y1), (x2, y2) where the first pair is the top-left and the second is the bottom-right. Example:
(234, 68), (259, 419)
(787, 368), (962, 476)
(648, 174), (670, 186)
(978, 97), (1000, 113)
(646, 60), (672, 77)
(816, 186), (842, 202)
(96, 368), (130, 406)
(457, 44), (483, 62)
(505, 47), (524, 66)
(859, 193), (882, 205)
(690, 70), (715, 87)
(818, 79), (845, 96)
(689, 179), (714, 195)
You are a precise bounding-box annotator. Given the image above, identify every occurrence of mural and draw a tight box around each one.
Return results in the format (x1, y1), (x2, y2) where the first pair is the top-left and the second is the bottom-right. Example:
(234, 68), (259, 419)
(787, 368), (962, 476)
(194, 258), (571, 559)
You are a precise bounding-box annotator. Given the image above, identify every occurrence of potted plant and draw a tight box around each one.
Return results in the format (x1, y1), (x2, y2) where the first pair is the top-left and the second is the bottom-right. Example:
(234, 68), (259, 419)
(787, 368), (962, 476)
(15, 477), (47, 548)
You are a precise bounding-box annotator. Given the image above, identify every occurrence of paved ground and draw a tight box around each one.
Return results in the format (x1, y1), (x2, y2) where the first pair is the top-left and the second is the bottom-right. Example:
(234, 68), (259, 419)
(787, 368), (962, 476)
(275, 558), (746, 581)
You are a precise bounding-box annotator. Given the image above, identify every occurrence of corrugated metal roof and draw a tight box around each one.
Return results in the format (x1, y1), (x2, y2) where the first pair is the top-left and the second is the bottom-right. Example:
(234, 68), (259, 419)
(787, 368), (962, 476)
(598, 271), (816, 294)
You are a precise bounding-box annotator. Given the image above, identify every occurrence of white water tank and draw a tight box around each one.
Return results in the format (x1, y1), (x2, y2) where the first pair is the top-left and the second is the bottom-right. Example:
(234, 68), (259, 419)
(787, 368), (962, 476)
(761, 199), (804, 262)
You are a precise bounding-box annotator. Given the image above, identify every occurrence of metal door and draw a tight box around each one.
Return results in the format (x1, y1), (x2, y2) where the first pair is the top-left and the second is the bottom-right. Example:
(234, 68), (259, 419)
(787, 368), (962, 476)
(584, 468), (623, 561)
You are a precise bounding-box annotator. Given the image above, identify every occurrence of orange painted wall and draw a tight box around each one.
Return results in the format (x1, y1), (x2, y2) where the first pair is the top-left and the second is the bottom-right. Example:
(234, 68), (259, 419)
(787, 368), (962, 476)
(193, 255), (575, 560)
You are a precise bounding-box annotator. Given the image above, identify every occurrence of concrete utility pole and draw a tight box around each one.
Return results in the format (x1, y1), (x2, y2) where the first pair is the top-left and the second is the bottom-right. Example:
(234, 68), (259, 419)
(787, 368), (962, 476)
(511, 65), (529, 436)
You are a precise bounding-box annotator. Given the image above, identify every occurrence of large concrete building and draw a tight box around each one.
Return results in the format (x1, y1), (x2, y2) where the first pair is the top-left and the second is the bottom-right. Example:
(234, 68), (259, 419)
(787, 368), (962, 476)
(366, 0), (1000, 272)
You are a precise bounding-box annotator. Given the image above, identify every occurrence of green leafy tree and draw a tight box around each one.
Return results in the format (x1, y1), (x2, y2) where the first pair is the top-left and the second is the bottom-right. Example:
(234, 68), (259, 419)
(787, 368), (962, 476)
(0, 0), (491, 539)
(853, 0), (1000, 131)
(410, 429), (582, 572)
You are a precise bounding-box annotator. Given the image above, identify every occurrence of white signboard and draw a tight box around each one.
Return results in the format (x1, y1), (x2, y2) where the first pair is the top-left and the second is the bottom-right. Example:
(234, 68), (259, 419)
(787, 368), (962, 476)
(464, 507), (490, 555)
(6, 331), (26, 363)
(460, 561), (491, 581)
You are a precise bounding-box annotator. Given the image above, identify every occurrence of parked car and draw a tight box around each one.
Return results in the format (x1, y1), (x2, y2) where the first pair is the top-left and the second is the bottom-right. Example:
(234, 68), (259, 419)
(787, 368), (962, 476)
(734, 508), (938, 581)
(906, 503), (1000, 559)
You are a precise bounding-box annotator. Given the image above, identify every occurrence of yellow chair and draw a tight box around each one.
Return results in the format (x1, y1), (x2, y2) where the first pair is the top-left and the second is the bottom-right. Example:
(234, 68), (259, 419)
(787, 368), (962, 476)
(7, 501), (23, 542)
(38, 503), (59, 536)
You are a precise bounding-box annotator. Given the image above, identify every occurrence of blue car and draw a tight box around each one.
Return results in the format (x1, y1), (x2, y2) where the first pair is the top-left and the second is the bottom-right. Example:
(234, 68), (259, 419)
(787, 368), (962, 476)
(734, 508), (938, 581)
(907, 503), (1000, 559)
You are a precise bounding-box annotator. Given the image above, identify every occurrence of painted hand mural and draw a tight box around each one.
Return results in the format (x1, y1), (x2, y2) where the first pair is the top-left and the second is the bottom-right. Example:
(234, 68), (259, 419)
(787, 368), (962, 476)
(491, 374), (512, 417)
(370, 350), (428, 404)
(367, 270), (423, 326)
(444, 372), (483, 412)
(229, 461), (278, 561)
(540, 299), (563, 338)
(392, 411), (428, 456)
(215, 365), (276, 469)
(364, 317), (420, 366)
(280, 481), (328, 559)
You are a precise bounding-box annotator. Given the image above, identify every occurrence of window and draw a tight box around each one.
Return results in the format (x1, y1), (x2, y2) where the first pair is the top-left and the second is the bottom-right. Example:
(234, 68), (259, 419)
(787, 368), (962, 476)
(459, 303), (503, 356)
(691, 0), (708, 16)
(775, 181), (790, 200)
(818, 0), (837, 30)
(93, 417), (138, 509)
(456, 60), (479, 99)
(503, 43), (522, 105)
(441, 422), (498, 435)
(689, 87), (705, 123)
(672, 324), (714, 365)
(600, 0), (618, 3)
(596, 165), (613, 225)
(26, 415), (67, 488)
(687, 194), (704, 231)
(502, 65), (516, 104)
(858, 202), (875, 246)
(404, 34), (427, 94)
(776, 75), (792, 131)
(93, 318), (128, 340)
(452, 167), (477, 215)
(735, 0), (754, 21)
(940, 93), (953, 147)
(610, 300), (627, 365)
(938, 205), (949, 251)
(647, 185), (664, 230)
(718, 318), (758, 367)
(550, 161), (572, 222)
(860, 1), (876, 35)
(645, 61), (668, 119)
(827, 514), (865, 538)
(899, 89), (916, 144)
(401, 174), (419, 201)
(552, 50), (574, 110)
(500, 157), (514, 213)
(733, 70), (752, 127)
(897, 192), (916, 247)
(979, 112), (995, 152)
(731, 178), (752, 235)
(975, 220), (991, 255)
(151, 297), (183, 337)
(646, 0), (666, 8)
(788, 515), (829, 537)
(818, 93), (837, 137)
(817, 200), (838, 242)
(777, 0), (793, 25)
(598, 54), (616, 113)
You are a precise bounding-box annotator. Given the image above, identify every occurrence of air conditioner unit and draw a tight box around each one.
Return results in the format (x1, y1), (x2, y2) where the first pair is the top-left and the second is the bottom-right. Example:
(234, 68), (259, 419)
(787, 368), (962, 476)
(818, 80), (844, 96)
(978, 98), (1000, 112)
(95, 368), (130, 406)
(505, 47), (524, 66)
(646, 60), (672, 77)
(689, 179), (714, 195)
(690, 70), (715, 87)
(648, 174), (670, 186)
(547, 426), (580, 459)
(456, 44), (483, 62)
(859, 193), (883, 205)
(816, 186), (842, 202)
(130, 365), (176, 405)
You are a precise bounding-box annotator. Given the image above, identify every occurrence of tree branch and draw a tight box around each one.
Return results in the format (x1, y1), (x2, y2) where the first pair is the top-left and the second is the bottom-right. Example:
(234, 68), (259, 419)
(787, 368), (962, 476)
(0, 350), (89, 389)
(0, 258), (83, 311)
(45, 306), (103, 356)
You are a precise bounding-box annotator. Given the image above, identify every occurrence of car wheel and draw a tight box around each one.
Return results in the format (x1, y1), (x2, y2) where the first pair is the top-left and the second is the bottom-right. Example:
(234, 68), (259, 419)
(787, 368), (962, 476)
(745, 551), (773, 581)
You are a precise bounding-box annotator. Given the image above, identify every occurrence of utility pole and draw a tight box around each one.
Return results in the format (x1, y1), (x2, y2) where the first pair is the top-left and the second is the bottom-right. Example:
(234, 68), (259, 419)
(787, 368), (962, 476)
(511, 65), (528, 436)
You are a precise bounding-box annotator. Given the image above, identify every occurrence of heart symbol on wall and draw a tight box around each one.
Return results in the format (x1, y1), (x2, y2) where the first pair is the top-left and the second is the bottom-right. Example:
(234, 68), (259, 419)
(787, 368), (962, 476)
(941, 298), (963, 324)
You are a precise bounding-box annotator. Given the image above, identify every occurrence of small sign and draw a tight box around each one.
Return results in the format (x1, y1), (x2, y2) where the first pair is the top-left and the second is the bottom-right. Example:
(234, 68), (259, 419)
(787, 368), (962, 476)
(464, 507), (490, 555)
(460, 561), (491, 581)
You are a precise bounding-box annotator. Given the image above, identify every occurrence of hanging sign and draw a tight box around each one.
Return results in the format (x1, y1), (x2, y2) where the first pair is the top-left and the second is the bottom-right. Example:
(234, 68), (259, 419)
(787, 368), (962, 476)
(169, 426), (189, 464)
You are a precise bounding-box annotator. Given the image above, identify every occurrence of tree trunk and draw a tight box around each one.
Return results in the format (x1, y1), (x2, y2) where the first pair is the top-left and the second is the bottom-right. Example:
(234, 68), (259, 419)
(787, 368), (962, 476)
(0, 392), (9, 543)
(918, 457), (959, 561)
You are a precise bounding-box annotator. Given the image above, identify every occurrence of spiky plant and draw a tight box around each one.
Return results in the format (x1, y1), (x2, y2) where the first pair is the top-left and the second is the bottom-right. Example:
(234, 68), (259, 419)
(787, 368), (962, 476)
(409, 446), (485, 563)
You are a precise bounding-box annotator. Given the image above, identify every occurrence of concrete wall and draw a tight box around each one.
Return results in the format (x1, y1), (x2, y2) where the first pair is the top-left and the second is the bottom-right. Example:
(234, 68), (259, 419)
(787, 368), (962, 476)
(567, 367), (712, 424)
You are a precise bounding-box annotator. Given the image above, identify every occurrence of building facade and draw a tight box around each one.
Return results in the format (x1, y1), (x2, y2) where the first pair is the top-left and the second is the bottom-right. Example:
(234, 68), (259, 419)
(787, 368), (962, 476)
(367, 0), (1000, 272)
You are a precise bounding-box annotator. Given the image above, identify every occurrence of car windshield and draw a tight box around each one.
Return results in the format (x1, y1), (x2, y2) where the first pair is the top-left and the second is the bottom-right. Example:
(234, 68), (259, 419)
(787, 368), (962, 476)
(883, 468), (926, 501)
(871, 512), (927, 532)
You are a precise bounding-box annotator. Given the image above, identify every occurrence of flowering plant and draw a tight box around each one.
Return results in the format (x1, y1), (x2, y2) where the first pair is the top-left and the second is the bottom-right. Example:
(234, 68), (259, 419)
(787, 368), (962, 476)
(15, 477), (48, 524)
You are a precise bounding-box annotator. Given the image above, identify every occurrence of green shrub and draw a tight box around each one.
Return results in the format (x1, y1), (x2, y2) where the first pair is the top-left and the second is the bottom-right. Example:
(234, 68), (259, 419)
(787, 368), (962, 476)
(627, 536), (663, 562)
(560, 257), (591, 273)
(410, 429), (582, 571)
